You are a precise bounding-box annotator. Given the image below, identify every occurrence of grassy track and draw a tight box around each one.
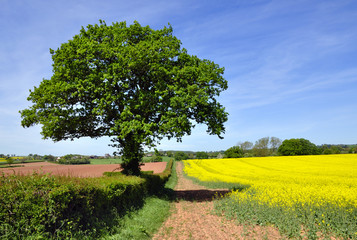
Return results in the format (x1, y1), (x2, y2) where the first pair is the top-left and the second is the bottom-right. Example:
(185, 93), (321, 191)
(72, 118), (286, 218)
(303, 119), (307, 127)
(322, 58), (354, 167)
(102, 161), (177, 239)
(103, 197), (171, 240)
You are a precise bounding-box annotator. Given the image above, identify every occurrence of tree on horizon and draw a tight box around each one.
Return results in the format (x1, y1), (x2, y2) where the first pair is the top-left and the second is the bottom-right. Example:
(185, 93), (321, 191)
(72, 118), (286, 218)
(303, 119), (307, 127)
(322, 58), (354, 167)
(20, 20), (228, 175)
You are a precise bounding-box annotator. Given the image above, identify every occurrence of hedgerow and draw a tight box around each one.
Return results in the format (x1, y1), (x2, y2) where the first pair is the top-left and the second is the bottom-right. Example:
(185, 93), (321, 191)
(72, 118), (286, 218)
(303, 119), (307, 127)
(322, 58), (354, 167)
(57, 154), (90, 164)
(141, 158), (174, 195)
(0, 159), (174, 239)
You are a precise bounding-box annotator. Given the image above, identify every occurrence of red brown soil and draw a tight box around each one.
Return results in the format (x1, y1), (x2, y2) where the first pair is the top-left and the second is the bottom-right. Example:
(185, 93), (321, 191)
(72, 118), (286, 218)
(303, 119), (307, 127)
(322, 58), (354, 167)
(0, 161), (166, 177)
(153, 162), (284, 240)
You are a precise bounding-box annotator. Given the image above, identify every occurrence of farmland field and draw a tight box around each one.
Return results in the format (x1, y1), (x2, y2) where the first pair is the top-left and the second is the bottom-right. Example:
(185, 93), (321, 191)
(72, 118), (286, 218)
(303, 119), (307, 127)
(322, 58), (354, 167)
(0, 156), (25, 162)
(183, 155), (357, 239)
(89, 158), (123, 165)
(89, 156), (172, 164)
(0, 161), (167, 177)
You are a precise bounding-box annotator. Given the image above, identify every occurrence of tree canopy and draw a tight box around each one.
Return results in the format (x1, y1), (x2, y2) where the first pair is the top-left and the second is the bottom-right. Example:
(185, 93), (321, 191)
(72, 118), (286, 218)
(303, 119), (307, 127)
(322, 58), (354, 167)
(252, 137), (270, 157)
(174, 152), (189, 161)
(196, 151), (209, 159)
(278, 138), (321, 156)
(20, 20), (228, 175)
(224, 146), (243, 158)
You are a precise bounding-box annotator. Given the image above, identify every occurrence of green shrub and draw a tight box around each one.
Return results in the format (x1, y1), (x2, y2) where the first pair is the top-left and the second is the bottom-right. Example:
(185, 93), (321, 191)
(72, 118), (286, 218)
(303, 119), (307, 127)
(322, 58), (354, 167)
(150, 154), (162, 162)
(0, 159), (175, 239)
(43, 155), (56, 162)
(103, 171), (124, 177)
(151, 148), (163, 162)
(58, 155), (90, 164)
(140, 159), (174, 195)
(5, 157), (14, 165)
(0, 173), (146, 239)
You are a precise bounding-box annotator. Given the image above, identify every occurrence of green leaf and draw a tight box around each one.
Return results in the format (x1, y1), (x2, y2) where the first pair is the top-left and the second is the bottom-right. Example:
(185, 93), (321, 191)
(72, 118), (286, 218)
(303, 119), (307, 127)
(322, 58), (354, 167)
(20, 20), (228, 175)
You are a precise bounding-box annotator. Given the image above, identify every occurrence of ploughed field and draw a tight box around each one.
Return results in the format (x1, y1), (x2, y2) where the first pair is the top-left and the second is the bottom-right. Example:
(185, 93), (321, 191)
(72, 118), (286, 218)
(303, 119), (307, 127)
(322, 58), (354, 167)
(183, 154), (357, 239)
(0, 161), (167, 177)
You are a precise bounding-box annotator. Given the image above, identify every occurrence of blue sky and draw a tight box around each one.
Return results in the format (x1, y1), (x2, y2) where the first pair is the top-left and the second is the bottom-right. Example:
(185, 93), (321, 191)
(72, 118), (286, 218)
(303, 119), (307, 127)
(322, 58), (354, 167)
(1, 0), (357, 156)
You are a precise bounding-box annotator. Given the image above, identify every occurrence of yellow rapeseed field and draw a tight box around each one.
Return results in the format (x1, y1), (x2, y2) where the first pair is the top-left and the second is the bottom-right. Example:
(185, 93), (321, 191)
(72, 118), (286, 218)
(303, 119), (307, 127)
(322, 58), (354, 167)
(184, 154), (357, 208)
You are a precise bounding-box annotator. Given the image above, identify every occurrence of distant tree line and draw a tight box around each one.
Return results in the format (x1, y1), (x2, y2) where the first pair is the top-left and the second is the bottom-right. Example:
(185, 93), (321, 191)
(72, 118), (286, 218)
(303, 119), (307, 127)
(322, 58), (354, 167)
(224, 136), (283, 158)
(224, 137), (357, 158)
(145, 150), (224, 161)
(2, 140), (355, 163)
(0, 154), (114, 165)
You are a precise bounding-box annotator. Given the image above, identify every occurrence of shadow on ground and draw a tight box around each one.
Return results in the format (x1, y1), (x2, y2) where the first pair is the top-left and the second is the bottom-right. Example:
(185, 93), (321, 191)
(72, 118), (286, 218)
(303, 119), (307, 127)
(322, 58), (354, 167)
(175, 189), (231, 202)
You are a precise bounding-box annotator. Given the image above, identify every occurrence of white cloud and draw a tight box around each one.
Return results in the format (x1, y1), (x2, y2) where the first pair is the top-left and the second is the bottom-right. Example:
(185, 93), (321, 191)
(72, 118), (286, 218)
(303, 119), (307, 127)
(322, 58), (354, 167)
(1, 0), (357, 155)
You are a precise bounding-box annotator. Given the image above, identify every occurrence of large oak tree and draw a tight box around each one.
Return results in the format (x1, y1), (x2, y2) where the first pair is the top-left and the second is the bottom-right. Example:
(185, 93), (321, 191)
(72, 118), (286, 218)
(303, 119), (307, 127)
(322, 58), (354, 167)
(20, 21), (228, 175)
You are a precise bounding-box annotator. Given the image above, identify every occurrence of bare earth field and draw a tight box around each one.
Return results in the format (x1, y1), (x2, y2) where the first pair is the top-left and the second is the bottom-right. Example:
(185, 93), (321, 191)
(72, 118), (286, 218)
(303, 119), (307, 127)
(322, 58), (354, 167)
(153, 162), (283, 240)
(0, 161), (167, 177)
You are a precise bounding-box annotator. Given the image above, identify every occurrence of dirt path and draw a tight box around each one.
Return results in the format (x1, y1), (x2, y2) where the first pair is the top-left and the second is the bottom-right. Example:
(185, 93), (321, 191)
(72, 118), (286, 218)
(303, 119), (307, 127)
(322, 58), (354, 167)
(153, 162), (283, 240)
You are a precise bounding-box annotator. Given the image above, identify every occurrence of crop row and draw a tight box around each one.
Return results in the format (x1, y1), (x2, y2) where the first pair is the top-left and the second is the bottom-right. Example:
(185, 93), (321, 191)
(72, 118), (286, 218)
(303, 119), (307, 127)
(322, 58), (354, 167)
(183, 155), (357, 239)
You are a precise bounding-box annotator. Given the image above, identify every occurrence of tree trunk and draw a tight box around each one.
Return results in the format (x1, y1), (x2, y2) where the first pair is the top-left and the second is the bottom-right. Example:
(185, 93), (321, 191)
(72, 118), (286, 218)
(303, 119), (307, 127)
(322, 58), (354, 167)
(119, 133), (144, 176)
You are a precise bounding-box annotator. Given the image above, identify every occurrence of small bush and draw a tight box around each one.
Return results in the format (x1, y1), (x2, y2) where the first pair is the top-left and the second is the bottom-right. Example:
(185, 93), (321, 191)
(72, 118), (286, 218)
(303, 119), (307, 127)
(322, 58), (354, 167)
(151, 148), (163, 162)
(151, 154), (162, 162)
(5, 157), (14, 165)
(58, 155), (90, 164)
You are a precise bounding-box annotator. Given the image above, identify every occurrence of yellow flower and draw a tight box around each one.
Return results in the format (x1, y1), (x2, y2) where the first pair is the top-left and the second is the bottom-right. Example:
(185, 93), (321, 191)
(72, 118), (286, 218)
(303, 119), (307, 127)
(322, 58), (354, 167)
(184, 154), (357, 209)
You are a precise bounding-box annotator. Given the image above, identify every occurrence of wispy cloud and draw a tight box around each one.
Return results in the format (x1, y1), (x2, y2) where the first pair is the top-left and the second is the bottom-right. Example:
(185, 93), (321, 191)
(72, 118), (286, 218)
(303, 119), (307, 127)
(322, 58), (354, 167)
(1, 0), (356, 154)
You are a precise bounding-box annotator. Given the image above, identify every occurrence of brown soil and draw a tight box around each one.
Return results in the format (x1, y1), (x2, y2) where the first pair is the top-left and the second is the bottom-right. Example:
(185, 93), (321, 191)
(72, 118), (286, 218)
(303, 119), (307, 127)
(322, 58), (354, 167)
(0, 161), (167, 177)
(153, 162), (284, 240)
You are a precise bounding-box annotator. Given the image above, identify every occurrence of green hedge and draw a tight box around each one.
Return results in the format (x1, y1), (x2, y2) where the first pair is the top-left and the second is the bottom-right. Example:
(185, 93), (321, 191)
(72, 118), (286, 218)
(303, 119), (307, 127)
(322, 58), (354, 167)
(58, 158), (90, 165)
(103, 159), (174, 195)
(0, 174), (145, 238)
(0, 159), (174, 239)
(140, 158), (174, 195)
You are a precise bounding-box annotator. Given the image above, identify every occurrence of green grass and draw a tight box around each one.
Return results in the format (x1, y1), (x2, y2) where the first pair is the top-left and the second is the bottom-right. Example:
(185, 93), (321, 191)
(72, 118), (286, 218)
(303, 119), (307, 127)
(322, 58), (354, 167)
(164, 161), (177, 190)
(214, 196), (357, 239)
(0, 164), (25, 168)
(142, 156), (172, 162)
(186, 175), (357, 239)
(0, 159), (44, 167)
(103, 161), (177, 240)
(182, 163), (357, 239)
(89, 158), (123, 165)
(103, 197), (171, 240)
